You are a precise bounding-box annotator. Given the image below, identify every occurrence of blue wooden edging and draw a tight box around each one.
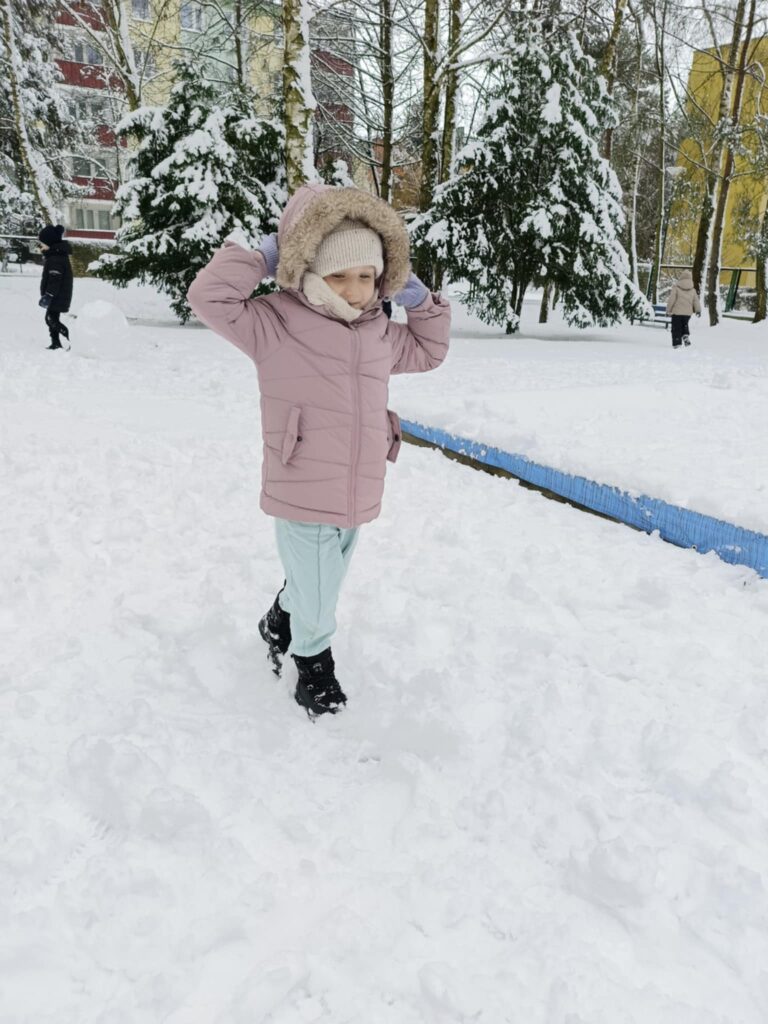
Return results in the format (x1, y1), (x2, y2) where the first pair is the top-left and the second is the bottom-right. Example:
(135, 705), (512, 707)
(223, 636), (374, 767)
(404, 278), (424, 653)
(402, 419), (768, 579)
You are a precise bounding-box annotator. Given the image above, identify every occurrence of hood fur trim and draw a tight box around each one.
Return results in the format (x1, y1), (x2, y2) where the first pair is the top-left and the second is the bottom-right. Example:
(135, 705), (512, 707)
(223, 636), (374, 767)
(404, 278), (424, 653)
(277, 186), (410, 296)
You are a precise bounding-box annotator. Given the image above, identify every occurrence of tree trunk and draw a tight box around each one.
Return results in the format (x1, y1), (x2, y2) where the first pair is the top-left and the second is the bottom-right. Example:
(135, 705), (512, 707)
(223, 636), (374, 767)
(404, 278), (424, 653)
(539, 281), (551, 323)
(378, 0), (394, 202)
(627, 5), (644, 285)
(601, 0), (629, 161)
(440, 0), (461, 183)
(415, 0), (441, 285)
(691, 177), (715, 294)
(0, 0), (57, 220)
(419, 0), (441, 212)
(753, 202), (768, 323)
(100, 1), (140, 111)
(648, 0), (667, 304)
(692, 0), (745, 299)
(283, 0), (316, 193)
(234, 0), (244, 89)
(705, 0), (753, 326)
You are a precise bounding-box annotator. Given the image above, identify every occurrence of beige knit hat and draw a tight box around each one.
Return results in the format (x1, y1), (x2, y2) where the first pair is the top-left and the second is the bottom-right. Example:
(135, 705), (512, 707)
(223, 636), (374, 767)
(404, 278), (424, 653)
(309, 219), (384, 278)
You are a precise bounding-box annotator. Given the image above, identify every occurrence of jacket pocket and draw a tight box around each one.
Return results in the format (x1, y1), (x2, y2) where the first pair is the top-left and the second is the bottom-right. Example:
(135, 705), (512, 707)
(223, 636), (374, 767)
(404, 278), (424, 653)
(386, 409), (402, 463)
(281, 406), (302, 465)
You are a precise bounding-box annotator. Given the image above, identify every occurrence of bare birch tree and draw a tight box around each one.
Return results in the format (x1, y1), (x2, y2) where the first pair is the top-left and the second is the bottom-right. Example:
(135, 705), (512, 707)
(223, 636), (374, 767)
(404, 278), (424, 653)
(283, 0), (317, 192)
(600, 0), (629, 161)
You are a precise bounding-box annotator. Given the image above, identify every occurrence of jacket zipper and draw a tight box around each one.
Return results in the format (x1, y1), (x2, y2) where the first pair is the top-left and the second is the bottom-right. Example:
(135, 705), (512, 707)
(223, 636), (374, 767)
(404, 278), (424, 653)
(348, 326), (361, 525)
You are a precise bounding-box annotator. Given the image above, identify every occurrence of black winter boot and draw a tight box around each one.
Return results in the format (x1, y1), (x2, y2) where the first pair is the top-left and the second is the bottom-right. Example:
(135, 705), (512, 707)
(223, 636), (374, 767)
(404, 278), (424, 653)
(258, 588), (291, 676)
(293, 648), (347, 717)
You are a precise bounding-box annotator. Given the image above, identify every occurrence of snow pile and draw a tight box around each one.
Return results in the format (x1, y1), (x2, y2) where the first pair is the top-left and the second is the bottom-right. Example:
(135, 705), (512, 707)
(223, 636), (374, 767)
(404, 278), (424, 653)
(72, 300), (132, 359)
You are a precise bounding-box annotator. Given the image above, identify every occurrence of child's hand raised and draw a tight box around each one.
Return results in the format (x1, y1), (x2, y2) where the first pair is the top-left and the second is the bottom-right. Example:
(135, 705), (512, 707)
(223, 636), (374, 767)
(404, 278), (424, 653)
(393, 272), (429, 309)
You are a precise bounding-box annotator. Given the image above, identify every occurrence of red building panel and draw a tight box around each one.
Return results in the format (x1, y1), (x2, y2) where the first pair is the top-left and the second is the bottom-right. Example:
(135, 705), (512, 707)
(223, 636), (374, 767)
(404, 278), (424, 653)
(72, 175), (117, 201)
(318, 103), (354, 127)
(57, 58), (123, 92)
(66, 229), (115, 240)
(55, 2), (105, 31)
(95, 124), (127, 148)
(311, 50), (354, 77)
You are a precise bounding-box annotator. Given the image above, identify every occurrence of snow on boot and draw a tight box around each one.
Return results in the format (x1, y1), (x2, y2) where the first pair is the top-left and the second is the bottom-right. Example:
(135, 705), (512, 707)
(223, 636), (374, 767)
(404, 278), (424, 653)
(293, 648), (347, 718)
(258, 590), (291, 676)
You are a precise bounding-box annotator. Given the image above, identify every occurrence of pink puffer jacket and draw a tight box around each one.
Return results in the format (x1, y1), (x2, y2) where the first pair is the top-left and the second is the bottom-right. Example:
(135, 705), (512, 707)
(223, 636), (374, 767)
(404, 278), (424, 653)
(187, 184), (451, 528)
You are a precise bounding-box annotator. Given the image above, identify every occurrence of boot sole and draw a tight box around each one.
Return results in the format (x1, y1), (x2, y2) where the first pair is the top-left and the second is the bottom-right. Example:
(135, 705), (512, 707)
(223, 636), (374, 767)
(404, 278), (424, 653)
(294, 682), (346, 718)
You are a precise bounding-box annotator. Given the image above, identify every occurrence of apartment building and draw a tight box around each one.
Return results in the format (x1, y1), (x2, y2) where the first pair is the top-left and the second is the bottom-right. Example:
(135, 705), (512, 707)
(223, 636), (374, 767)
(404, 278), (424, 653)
(54, 1), (356, 239)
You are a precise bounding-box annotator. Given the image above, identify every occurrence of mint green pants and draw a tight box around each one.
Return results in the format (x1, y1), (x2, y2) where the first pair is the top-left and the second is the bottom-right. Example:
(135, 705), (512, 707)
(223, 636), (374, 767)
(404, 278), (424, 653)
(274, 518), (360, 657)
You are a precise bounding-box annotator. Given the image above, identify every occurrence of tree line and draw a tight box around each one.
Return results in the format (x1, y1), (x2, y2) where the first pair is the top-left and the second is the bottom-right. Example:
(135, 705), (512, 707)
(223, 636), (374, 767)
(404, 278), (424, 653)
(1, 0), (766, 325)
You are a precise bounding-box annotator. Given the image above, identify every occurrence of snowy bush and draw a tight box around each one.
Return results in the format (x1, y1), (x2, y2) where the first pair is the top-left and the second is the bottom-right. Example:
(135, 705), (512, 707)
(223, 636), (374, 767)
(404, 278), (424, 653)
(92, 61), (286, 322)
(411, 28), (649, 333)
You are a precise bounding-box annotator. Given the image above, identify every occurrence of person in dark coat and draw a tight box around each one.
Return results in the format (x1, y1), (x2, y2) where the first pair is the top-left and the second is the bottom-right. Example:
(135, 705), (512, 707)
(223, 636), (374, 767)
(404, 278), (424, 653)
(38, 224), (73, 350)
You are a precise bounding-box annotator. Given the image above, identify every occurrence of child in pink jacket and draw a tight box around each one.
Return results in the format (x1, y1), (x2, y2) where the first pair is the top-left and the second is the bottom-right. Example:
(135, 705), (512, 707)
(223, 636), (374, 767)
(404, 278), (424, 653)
(187, 184), (450, 718)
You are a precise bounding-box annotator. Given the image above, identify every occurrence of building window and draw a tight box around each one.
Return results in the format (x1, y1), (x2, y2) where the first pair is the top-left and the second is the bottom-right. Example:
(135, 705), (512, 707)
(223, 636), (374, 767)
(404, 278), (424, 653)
(72, 206), (117, 231)
(132, 0), (150, 19)
(73, 157), (92, 177)
(180, 2), (204, 32)
(73, 41), (104, 65)
(72, 93), (108, 124)
(135, 47), (157, 77)
(74, 208), (94, 229)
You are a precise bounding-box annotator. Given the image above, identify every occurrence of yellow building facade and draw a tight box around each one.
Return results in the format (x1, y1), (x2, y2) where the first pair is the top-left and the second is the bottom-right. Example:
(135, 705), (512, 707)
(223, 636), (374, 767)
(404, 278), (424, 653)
(668, 35), (768, 289)
(129, 1), (282, 110)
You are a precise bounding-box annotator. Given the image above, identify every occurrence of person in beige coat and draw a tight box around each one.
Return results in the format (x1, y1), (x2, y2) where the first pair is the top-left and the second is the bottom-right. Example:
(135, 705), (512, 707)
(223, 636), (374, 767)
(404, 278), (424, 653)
(665, 270), (701, 348)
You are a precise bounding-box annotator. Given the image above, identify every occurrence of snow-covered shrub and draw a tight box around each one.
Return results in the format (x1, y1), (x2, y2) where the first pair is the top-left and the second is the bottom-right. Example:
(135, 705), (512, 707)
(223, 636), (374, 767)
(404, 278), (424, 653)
(411, 27), (648, 333)
(92, 61), (286, 322)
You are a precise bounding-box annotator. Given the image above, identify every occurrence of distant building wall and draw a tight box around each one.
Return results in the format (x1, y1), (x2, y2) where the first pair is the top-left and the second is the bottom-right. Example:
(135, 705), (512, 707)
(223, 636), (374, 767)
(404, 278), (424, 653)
(667, 35), (768, 289)
(53, 0), (360, 240)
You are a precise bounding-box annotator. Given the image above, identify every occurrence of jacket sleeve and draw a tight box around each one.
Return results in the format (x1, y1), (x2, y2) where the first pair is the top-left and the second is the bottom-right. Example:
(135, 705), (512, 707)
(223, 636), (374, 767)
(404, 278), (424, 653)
(187, 242), (276, 363)
(665, 287), (677, 315)
(44, 253), (66, 298)
(387, 291), (451, 375)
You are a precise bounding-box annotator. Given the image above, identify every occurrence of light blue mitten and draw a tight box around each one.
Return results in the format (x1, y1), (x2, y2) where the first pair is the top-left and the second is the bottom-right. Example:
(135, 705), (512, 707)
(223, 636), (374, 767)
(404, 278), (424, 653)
(393, 272), (429, 309)
(257, 233), (279, 278)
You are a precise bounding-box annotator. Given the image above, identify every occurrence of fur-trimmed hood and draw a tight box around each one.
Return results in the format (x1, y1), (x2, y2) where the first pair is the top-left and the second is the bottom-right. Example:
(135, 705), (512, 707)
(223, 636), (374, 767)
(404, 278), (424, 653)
(275, 183), (411, 296)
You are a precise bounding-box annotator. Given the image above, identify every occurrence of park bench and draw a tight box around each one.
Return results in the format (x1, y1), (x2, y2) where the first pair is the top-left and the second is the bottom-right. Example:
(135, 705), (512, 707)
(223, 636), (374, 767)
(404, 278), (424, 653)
(637, 303), (670, 329)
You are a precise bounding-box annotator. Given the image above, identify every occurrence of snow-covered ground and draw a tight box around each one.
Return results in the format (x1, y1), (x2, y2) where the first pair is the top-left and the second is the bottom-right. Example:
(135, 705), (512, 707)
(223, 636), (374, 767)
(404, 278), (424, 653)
(393, 289), (768, 534)
(2, 273), (768, 1023)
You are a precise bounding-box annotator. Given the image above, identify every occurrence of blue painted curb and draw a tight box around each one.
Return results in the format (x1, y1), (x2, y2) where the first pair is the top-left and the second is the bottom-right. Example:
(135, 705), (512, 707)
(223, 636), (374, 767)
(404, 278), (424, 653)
(401, 419), (768, 579)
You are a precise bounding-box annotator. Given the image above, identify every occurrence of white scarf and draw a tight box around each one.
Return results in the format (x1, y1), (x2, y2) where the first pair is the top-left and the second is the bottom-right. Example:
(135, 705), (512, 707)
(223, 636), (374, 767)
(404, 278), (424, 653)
(302, 271), (368, 323)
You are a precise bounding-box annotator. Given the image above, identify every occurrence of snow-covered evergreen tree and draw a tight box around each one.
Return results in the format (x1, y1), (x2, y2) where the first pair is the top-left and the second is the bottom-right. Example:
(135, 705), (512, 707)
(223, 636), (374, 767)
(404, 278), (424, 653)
(93, 62), (286, 321)
(411, 27), (648, 333)
(0, 0), (80, 225)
